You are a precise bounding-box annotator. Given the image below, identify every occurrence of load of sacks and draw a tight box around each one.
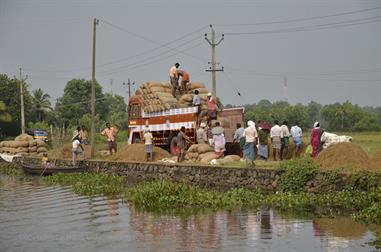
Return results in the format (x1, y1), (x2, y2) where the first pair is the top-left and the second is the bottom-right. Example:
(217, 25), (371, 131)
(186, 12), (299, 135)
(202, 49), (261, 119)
(0, 134), (48, 156)
(185, 143), (240, 164)
(139, 82), (179, 113)
(139, 81), (211, 115)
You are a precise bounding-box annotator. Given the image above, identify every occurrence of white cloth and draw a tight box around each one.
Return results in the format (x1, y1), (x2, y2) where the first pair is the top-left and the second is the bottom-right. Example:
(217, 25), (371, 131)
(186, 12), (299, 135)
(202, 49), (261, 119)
(270, 125), (282, 138)
(281, 125), (290, 138)
(144, 132), (153, 145)
(243, 125), (258, 143)
(321, 132), (352, 149)
(72, 139), (81, 149)
(290, 125), (302, 138)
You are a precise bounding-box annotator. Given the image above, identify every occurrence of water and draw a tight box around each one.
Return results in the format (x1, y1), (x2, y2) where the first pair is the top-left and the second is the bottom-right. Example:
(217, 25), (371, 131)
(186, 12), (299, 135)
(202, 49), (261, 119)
(0, 175), (379, 252)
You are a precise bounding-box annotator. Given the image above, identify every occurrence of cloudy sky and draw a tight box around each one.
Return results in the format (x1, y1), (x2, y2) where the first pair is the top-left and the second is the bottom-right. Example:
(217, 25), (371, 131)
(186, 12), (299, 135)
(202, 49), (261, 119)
(0, 0), (380, 106)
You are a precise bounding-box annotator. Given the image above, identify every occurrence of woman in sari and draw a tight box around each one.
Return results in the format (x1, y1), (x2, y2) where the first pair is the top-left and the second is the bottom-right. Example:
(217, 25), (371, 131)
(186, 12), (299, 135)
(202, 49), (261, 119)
(310, 122), (324, 158)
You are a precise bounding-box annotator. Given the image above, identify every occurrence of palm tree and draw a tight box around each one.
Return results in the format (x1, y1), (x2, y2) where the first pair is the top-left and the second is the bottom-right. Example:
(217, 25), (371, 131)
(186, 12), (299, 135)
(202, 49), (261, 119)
(32, 89), (52, 121)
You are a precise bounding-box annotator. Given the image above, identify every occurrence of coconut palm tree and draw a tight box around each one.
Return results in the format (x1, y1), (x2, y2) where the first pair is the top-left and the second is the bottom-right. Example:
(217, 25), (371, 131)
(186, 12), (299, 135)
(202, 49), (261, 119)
(32, 89), (52, 121)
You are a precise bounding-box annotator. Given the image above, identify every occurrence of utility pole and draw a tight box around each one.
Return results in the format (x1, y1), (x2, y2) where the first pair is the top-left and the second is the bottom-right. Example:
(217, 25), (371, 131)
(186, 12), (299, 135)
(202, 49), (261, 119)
(283, 76), (289, 103)
(205, 24), (224, 97)
(123, 79), (135, 100)
(90, 18), (99, 158)
(14, 68), (28, 134)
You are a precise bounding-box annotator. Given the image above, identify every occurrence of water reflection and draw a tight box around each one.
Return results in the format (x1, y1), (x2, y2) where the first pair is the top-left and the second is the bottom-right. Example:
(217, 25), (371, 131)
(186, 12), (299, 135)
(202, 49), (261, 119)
(0, 175), (378, 252)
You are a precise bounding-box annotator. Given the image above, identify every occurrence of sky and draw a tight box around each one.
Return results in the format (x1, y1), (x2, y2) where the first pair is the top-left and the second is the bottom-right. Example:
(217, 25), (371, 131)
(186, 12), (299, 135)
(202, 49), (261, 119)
(0, 0), (380, 107)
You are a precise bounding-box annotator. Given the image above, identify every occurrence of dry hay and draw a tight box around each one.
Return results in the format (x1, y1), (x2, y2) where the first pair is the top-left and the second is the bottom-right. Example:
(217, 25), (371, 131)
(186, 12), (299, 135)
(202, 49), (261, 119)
(370, 150), (381, 169)
(314, 142), (375, 171)
(57, 143), (92, 159)
(113, 144), (170, 162)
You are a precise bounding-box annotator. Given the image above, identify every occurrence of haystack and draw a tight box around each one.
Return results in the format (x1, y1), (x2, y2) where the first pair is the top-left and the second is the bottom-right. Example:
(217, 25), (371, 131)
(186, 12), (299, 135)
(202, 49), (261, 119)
(113, 144), (170, 162)
(314, 142), (374, 171)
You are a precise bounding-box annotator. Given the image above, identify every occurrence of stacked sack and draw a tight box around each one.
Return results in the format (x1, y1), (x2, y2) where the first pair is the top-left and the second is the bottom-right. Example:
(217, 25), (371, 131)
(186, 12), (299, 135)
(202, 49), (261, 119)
(180, 82), (209, 115)
(0, 134), (48, 156)
(185, 143), (241, 164)
(140, 82), (179, 113)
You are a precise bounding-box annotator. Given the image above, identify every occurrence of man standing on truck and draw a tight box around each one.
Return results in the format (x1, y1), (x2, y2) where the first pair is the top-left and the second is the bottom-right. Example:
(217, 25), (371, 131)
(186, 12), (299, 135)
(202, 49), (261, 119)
(101, 122), (119, 155)
(169, 63), (180, 97)
(176, 69), (190, 94)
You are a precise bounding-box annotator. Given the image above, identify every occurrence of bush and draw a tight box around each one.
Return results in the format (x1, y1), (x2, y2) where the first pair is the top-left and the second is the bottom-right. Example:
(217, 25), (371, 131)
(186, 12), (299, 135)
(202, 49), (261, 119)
(277, 158), (318, 193)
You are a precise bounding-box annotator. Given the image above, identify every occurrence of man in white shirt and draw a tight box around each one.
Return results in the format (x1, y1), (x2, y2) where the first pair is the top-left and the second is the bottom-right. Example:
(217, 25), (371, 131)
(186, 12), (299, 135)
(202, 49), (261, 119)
(169, 63), (180, 97)
(243, 120), (258, 167)
(270, 120), (282, 161)
(280, 120), (290, 160)
(72, 134), (84, 166)
(290, 121), (303, 157)
(143, 126), (154, 161)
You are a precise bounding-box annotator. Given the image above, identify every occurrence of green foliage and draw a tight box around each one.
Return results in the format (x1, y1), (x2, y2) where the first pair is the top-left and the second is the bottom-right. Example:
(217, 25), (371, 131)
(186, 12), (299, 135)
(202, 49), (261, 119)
(352, 202), (381, 225)
(353, 114), (381, 131)
(31, 88), (52, 122)
(368, 233), (381, 250)
(0, 74), (33, 136)
(124, 180), (264, 211)
(28, 121), (50, 131)
(0, 164), (24, 176)
(43, 173), (124, 196)
(0, 101), (12, 123)
(346, 171), (381, 191)
(277, 158), (318, 192)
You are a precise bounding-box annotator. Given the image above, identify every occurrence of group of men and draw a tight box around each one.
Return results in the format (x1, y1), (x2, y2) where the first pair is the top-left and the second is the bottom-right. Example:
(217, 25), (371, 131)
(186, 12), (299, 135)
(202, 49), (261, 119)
(232, 120), (303, 166)
(169, 62), (190, 97)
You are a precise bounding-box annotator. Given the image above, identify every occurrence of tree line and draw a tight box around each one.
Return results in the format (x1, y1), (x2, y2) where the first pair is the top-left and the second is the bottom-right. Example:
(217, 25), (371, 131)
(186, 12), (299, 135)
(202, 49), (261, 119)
(0, 72), (380, 138)
(0, 74), (127, 138)
(226, 99), (381, 132)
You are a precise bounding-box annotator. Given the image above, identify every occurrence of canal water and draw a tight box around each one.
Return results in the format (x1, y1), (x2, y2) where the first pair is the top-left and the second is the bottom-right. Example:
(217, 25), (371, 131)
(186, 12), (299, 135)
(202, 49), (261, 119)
(0, 175), (379, 252)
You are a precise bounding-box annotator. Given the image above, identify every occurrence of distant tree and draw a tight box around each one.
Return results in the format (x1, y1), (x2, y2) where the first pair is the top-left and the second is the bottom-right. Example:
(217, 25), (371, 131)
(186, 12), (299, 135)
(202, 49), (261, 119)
(257, 99), (272, 108)
(0, 101), (12, 123)
(31, 88), (52, 121)
(353, 114), (380, 131)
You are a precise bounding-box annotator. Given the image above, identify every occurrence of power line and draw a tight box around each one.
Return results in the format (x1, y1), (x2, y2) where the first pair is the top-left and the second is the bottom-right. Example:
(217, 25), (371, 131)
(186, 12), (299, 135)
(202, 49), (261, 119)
(23, 24), (209, 73)
(224, 15), (381, 36)
(215, 6), (381, 27)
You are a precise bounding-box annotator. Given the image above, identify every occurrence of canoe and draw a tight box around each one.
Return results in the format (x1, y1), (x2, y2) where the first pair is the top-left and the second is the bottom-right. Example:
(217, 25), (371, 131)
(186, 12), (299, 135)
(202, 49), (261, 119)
(21, 163), (86, 176)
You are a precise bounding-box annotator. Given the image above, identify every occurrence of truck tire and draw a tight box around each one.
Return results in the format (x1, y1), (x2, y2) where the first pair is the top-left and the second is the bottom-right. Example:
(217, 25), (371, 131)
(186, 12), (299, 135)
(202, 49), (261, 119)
(132, 133), (141, 144)
(169, 136), (178, 155)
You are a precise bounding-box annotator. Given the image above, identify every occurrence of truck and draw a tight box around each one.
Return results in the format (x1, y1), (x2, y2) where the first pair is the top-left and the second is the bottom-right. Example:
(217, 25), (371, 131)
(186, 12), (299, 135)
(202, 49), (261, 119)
(127, 90), (244, 155)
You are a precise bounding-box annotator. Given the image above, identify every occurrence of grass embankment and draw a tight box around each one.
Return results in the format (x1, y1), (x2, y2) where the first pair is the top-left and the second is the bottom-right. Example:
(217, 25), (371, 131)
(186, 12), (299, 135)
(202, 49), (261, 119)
(0, 163), (24, 176)
(41, 159), (381, 226)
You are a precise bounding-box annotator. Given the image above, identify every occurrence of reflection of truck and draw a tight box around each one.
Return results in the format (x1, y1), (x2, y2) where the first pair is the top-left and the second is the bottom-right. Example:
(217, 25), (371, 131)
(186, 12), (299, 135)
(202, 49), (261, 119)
(26, 129), (49, 142)
(127, 92), (244, 154)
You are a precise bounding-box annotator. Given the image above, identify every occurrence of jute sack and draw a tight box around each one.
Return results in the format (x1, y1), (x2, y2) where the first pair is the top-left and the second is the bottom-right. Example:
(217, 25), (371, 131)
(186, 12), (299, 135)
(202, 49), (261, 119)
(187, 144), (200, 153)
(155, 92), (174, 98)
(29, 146), (37, 152)
(150, 86), (165, 93)
(28, 140), (37, 147)
(198, 151), (216, 161)
(178, 103), (190, 108)
(179, 94), (193, 103)
(0, 147), (3, 153)
(200, 153), (219, 164)
(16, 147), (29, 153)
(8, 148), (17, 154)
(15, 134), (34, 142)
(14, 141), (29, 148)
(36, 140), (45, 148)
(0, 142), (3, 147)
(196, 88), (209, 94)
(188, 82), (205, 90)
(37, 147), (48, 153)
(197, 144), (214, 154)
(224, 155), (241, 161)
(3, 141), (11, 147)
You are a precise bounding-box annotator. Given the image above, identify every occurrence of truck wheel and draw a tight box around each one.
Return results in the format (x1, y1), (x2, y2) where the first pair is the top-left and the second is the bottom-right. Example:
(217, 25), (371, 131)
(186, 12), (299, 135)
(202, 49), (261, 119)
(132, 134), (141, 144)
(170, 137), (178, 155)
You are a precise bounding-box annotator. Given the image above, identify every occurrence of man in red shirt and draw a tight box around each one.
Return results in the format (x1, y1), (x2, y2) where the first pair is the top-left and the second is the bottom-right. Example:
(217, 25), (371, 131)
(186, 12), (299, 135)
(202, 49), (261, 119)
(207, 93), (218, 126)
(176, 69), (190, 95)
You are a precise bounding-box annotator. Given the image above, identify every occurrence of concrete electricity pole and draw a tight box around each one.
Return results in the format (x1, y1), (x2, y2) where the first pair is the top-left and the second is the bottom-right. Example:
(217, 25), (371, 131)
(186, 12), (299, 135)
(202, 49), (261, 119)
(15, 68), (28, 134)
(123, 79), (135, 100)
(205, 24), (224, 97)
(283, 76), (289, 103)
(90, 18), (99, 158)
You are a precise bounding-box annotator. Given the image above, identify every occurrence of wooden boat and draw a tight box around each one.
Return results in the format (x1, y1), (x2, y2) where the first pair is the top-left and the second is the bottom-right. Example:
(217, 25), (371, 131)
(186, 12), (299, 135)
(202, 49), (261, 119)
(21, 163), (86, 176)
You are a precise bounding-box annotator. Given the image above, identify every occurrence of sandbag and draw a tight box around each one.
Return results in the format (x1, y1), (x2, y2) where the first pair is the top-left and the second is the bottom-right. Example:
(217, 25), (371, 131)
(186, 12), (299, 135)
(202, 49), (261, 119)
(37, 147), (48, 153)
(224, 155), (241, 161)
(196, 88), (209, 94)
(188, 82), (205, 90)
(0, 142), (3, 147)
(9, 142), (19, 148)
(198, 151), (216, 161)
(36, 140), (45, 147)
(16, 147), (29, 153)
(197, 144), (214, 154)
(200, 153), (220, 164)
(14, 141), (29, 148)
(28, 140), (37, 147)
(187, 144), (200, 153)
(150, 86), (165, 93)
(179, 94), (194, 103)
(28, 146), (37, 153)
(186, 152), (199, 159)
(15, 134), (34, 142)
(155, 92), (174, 98)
